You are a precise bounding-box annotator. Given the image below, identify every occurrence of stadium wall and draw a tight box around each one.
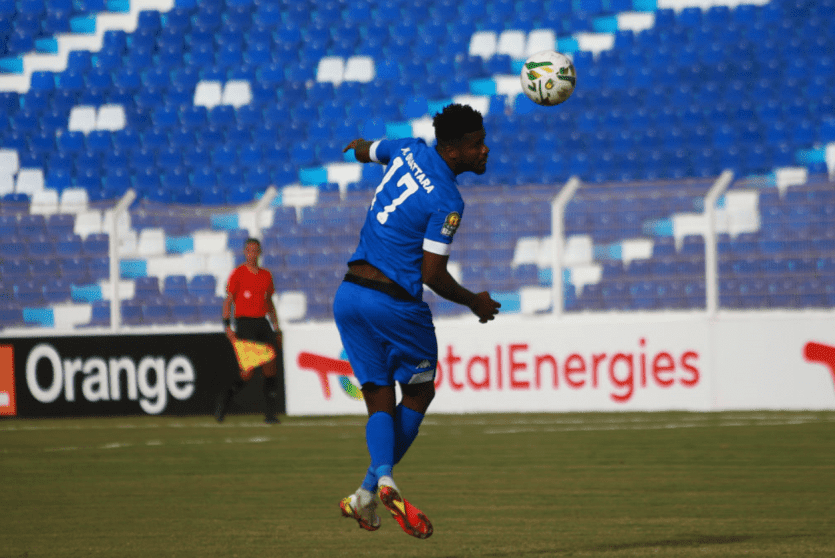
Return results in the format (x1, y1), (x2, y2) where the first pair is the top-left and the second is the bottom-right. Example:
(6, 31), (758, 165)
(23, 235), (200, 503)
(286, 312), (835, 415)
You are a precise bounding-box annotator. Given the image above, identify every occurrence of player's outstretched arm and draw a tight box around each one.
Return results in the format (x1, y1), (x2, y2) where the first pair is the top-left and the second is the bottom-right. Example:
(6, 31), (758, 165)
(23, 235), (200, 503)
(422, 251), (500, 323)
(343, 138), (374, 163)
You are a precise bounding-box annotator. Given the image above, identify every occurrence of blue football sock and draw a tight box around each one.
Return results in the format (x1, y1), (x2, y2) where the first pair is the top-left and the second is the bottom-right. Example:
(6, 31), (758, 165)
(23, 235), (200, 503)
(394, 404), (425, 465)
(359, 407), (426, 492)
(361, 465), (377, 493)
(365, 411), (395, 481)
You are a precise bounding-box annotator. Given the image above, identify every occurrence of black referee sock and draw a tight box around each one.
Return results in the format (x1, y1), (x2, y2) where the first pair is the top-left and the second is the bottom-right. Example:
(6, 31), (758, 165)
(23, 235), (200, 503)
(264, 376), (278, 418)
(229, 378), (246, 397)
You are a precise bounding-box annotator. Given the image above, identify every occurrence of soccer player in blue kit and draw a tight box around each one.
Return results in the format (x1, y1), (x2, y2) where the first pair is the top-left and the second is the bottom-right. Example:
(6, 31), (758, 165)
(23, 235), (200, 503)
(336, 104), (501, 539)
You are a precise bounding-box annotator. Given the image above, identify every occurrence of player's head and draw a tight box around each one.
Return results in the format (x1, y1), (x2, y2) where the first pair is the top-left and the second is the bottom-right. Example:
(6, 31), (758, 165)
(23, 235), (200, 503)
(244, 237), (261, 266)
(433, 103), (489, 175)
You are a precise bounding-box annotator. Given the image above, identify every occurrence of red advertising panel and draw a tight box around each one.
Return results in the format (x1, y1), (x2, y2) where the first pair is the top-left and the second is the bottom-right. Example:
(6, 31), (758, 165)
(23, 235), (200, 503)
(0, 345), (17, 416)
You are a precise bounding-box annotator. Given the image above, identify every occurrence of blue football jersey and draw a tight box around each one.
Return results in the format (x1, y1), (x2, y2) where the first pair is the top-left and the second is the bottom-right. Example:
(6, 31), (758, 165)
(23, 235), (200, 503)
(348, 137), (465, 300)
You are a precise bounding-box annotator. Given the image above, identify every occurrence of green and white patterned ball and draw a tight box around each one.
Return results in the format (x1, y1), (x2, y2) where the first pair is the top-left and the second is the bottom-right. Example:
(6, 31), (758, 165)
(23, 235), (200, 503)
(520, 50), (577, 107)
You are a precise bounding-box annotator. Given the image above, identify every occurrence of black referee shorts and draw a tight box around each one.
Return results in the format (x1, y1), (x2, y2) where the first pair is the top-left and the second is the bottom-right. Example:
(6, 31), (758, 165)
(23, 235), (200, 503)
(235, 317), (279, 352)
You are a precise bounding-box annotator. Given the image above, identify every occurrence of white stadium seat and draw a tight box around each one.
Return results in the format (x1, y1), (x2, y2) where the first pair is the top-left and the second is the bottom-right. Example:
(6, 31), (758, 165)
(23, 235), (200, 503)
(497, 29), (527, 59)
(95, 104), (127, 131)
(193, 81), (223, 109)
(15, 168), (45, 195)
(343, 56), (375, 83)
(74, 210), (104, 238)
(0, 172), (15, 196)
(316, 56), (345, 85)
(525, 29), (557, 57)
(29, 188), (60, 215)
(68, 105), (97, 134)
(0, 149), (19, 174)
(469, 31), (497, 59)
(59, 187), (90, 213)
(221, 80), (253, 108)
(137, 228), (167, 256)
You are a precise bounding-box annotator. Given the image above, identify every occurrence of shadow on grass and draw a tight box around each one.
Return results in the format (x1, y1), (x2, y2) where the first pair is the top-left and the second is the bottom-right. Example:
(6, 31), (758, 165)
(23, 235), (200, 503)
(447, 533), (788, 557)
(588, 534), (753, 552)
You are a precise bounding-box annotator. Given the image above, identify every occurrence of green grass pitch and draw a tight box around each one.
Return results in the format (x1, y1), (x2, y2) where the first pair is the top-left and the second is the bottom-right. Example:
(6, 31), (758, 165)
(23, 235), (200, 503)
(2, 411), (834, 557)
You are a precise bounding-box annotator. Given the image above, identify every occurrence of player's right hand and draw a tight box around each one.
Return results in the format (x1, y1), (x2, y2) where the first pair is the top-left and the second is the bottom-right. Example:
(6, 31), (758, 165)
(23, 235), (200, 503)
(471, 291), (501, 323)
(342, 139), (372, 163)
(342, 138), (364, 153)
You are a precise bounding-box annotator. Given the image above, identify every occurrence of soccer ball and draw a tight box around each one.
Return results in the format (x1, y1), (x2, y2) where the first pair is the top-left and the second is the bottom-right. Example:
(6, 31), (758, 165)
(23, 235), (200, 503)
(520, 50), (576, 107)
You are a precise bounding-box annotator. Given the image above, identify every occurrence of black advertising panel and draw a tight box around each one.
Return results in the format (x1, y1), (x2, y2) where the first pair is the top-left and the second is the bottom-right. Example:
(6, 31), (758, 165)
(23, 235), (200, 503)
(0, 333), (282, 418)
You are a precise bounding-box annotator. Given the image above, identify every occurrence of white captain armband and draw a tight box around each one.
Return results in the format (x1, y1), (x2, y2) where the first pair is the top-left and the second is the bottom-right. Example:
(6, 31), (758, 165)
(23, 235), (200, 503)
(369, 140), (382, 163)
(423, 238), (451, 256)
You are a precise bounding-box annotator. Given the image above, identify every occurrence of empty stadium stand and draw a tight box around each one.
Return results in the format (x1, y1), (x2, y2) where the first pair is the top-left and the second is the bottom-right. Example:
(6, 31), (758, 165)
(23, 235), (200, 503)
(0, 0), (834, 330)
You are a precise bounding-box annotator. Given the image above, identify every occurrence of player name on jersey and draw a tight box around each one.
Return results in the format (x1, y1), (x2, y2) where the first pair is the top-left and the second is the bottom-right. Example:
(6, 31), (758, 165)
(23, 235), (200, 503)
(402, 147), (435, 193)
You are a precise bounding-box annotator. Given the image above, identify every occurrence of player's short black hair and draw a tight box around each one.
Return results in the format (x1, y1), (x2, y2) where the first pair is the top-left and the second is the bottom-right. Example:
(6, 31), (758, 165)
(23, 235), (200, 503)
(245, 237), (261, 248)
(433, 103), (484, 144)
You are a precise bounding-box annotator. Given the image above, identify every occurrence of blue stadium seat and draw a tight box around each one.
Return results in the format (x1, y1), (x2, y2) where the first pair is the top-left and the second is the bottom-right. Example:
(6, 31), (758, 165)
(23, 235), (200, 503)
(29, 256), (60, 280)
(56, 235), (83, 259)
(0, 237), (26, 259)
(83, 300), (110, 327)
(28, 235), (55, 257)
(18, 214), (46, 236)
(0, 304), (24, 327)
(197, 296), (223, 322)
(82, 233), (109, 257)
(1, 258), (30, 279)
(44, 278), (72, 303)
(88, 257), (109, 281)
(163, 275), (188, 299)
(188, 274), (217, 298)
(168, 186), (197, 204)
(227, 183), (255, 204)
(171, 299), (201, 324)
(134, 276), (160, 300)
(16, 279), (44, 306)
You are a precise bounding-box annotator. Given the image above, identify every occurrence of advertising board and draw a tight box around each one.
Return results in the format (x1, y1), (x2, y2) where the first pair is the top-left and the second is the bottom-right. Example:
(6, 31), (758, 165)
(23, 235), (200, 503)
(285, 314), (835, 416)
(0, 333), (278, 418)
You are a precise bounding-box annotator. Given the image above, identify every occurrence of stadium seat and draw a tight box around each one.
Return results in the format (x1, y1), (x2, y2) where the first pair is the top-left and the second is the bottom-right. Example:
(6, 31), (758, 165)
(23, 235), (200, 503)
(44, 278), (72, 303)
(169, 298), (200, 323)
(188, 274), (217, 298)
(16, 280), (44, 306)
(0, 305), (24, 328)
(119, 300), (143, 325)
(163, 275), (189, 299)
(0, 237), (27, 259)
(343, 56), (376, 83)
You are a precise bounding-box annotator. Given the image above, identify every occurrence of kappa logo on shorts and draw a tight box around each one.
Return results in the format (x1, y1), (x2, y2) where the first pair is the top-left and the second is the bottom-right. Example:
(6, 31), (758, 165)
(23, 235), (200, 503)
(441, 212), (461, 238)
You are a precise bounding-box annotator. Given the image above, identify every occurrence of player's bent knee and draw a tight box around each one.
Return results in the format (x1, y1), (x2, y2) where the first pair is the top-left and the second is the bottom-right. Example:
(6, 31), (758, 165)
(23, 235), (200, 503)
(400, 382), (435, 413)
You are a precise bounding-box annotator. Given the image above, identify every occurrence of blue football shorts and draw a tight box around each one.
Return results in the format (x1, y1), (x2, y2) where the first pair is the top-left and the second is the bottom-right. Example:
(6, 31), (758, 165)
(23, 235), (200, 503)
(333, 280), (438, 387)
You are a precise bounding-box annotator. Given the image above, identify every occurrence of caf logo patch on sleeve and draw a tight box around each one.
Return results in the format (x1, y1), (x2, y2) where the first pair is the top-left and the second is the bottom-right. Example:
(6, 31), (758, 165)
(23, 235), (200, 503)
(441, 212), (461, 237)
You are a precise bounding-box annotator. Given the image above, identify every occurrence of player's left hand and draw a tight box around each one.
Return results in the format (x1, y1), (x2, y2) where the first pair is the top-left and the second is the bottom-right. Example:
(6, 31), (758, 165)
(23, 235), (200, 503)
(471, 291), (501, 323)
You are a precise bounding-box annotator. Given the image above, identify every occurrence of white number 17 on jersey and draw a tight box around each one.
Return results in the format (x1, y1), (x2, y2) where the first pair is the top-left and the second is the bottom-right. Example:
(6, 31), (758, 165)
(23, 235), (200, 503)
(371, 157), (419, 225)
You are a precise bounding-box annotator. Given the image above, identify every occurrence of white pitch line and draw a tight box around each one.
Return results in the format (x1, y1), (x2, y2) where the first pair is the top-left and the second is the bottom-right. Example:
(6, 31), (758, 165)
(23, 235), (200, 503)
(483, 416), (835, 435)
(36, 435), (275, 454)
(3, 413), (833, 434)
